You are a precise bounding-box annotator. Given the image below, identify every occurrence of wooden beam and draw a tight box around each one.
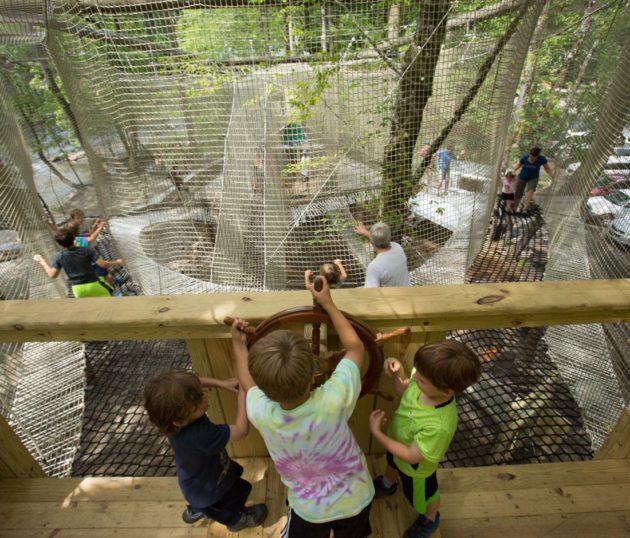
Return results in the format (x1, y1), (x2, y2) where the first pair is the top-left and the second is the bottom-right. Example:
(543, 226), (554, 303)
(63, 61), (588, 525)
(1, 458), (630, 536)
(0, 415), (45, 478)
(596, 406), (630, 460)
(0, 280), (627, 343)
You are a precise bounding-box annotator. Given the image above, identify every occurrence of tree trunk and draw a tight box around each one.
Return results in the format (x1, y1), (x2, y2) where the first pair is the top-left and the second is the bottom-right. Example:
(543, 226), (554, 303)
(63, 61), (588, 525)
(37, 46), (85, 149)
(320, 1), (328, 53)
(559, 31), (630, 200)
(1, 72), (82, 190)
(381, 0), (452, 239)
(536, 0), (595, 129)
(411, 0), (530, 187)
(505, 0), (551, 165)
(565, 38), (597, 107)
(387, 4), (400, 42)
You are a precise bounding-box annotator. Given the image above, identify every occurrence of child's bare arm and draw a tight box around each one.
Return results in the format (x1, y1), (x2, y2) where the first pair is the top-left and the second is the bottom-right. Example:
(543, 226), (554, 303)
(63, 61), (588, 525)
(333, 259), (347, 281)
(231, 318), (257, 392)
(199, 377), (238, 393)
(95, 257), (123, 269)
(383, 358), (409, 398)
(304, 269), (312, 289)
(369, 409), (422, 464)
(228, 386), (249, 443)
(308, 276), (364, 368)
(87, 220), (106, 245)
(33, 254), (60, 279)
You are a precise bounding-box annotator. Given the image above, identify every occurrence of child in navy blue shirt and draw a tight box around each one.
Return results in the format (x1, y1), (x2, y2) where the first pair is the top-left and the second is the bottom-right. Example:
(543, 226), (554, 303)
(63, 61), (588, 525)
(144, 371), (267, 531)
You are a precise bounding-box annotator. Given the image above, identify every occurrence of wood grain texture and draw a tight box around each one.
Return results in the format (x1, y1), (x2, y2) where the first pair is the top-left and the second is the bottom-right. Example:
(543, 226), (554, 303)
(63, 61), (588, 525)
(2, 458), (629, 537)
(1, 280), (627, 342)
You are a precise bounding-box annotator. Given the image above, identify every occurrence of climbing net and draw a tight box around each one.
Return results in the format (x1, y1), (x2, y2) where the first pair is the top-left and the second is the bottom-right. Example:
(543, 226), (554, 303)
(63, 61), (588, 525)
(0, 0), (628, 476)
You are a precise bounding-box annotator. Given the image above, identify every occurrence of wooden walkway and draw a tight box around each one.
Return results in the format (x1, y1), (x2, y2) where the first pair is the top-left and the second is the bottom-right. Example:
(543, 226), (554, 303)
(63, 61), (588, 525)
(1, 457), (630, 537)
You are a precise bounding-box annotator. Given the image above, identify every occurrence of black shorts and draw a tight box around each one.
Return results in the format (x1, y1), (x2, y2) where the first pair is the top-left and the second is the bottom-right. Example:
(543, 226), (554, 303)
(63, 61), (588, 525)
(281, 502), (372, 538)
(500, 192), (515, 201)
(386, 451), (438, 514)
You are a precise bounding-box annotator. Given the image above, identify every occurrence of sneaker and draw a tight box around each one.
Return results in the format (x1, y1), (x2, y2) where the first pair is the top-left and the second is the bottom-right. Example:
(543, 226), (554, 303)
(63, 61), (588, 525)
(373, 475), (398, 499)
(403, 512), (440, 538)
(227, 503), (267, 532)
(182, 506), (205, 524)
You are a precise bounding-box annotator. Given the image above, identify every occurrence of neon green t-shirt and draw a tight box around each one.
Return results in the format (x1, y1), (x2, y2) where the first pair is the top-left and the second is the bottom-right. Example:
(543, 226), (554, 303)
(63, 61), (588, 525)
(388, 370), (458, 478)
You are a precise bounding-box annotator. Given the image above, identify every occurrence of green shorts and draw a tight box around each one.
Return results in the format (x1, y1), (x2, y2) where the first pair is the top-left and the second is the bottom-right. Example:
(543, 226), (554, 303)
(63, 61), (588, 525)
(71, 279), (113, 298)
(386, 451), (439, 514)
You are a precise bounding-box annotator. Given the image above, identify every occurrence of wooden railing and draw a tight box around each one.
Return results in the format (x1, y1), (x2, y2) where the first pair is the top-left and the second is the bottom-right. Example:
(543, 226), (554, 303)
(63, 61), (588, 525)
(1, 279), (628, 477)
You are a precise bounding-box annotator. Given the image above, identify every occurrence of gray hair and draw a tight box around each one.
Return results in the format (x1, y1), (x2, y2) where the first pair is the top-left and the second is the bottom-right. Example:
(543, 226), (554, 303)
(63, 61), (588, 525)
(370, 222), (391, 249)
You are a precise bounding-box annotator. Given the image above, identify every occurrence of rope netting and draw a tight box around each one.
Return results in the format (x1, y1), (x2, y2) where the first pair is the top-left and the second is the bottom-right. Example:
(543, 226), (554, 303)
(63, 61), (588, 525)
(0, 0), (628, 476)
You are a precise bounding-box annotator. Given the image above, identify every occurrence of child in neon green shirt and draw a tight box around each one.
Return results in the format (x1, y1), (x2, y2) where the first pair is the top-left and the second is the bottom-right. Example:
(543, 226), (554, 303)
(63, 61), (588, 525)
(369, 340), (482, 538)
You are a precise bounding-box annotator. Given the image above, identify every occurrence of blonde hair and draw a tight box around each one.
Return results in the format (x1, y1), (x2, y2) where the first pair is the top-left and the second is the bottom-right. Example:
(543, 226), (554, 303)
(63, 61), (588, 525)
(249, 330), (313, 402)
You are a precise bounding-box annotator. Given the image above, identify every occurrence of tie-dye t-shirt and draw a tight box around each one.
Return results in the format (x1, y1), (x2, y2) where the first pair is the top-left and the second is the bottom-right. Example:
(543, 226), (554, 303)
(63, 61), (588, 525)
(246, 358), (374, 523)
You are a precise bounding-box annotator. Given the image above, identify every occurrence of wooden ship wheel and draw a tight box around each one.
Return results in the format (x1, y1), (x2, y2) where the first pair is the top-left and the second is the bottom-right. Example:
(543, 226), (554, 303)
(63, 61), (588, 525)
(225, 279), (409, 398)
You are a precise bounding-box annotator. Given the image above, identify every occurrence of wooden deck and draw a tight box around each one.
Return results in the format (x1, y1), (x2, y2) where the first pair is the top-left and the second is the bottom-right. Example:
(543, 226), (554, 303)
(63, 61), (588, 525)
(1, 457), (630, 537)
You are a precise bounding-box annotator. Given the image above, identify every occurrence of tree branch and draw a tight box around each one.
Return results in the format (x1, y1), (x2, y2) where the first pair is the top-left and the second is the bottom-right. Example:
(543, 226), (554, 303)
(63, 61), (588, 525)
(412, 0), (531, 185)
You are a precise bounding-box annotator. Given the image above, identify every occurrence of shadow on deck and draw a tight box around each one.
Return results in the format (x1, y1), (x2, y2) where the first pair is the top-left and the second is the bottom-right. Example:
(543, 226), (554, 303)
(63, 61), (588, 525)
(1, 456), (629, 537)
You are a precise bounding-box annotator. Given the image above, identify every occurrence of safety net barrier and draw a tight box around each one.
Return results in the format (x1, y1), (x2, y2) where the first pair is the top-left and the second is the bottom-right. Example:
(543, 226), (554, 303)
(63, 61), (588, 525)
(0, 0), (627, 476)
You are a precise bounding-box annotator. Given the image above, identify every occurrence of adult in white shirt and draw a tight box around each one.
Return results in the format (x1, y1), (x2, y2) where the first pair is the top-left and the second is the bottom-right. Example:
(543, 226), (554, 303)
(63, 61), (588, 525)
(354, 222), (411, 288)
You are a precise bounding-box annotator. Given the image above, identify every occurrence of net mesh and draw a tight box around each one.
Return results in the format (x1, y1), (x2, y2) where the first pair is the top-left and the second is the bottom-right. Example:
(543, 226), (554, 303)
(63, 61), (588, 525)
(0, 0), (628, 476)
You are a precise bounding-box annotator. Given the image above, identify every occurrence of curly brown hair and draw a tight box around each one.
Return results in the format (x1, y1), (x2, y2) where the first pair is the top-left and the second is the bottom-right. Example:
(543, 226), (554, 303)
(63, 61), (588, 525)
(144, 370), (203, 436)
(249, 330), (313, 403)
(414, 340), (481, 394)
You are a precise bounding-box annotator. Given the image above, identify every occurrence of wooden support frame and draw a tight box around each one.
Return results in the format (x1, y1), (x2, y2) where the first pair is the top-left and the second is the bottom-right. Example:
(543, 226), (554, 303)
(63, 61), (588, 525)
(0, 279), (628, 472)
(0, 279), (627, 343)
(596, 406), (630, 460)
(0, 414), (45, 478)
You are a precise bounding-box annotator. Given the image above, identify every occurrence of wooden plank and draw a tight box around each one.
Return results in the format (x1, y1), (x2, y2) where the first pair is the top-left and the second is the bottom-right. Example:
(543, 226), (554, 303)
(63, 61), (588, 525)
(436, 459), (630, 492)
(0, 280), (627, 343)
(438, 484), (630, 519)
(0, 531), (209, 538)
(0, 415), (46, 478)
(262, 458), (287, 538)
(596, 406), (630, 460)
(367, 455), (414, 537)
(2, 459), (630, 537)
(202, 340), (268, 458)
(186, 339), (232, 457)
(439, 511), (630, 538)
(2, 459), (629, 505)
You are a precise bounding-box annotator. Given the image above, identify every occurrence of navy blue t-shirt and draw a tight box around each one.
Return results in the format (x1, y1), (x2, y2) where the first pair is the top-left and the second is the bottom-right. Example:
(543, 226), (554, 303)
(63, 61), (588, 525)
(518, 154), (548, 181)
(52, 247), (99, 285)
(169, 415), (239, 509)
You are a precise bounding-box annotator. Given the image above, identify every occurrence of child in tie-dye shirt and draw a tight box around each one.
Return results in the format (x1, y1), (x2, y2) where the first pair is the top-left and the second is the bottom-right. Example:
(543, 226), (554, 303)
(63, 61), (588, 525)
(230, 277), (374, 538)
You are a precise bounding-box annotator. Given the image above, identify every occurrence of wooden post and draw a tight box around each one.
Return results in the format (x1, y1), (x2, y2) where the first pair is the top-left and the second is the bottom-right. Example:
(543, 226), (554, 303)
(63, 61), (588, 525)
(186, 338), (268, 457)
(596, 406), (630, 460)
(0, 414), (45, 478)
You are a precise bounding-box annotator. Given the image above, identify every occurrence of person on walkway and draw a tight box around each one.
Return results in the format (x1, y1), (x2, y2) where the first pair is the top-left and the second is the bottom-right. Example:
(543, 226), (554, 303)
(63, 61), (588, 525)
(354, 222), (410, 288)
(33, 227), (123, 298)
(230, 276), (374, 538)
(514, 147), (553, 212)
(435, 145), (460, 194)
(144, 371), (267, 531)
(370, 341), (482, 538)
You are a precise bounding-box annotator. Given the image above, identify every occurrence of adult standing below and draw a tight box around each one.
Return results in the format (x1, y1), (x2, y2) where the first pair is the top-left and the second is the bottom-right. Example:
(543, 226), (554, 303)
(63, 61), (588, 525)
(514, 147), (553, 212)
(354, 222), (411, 288)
